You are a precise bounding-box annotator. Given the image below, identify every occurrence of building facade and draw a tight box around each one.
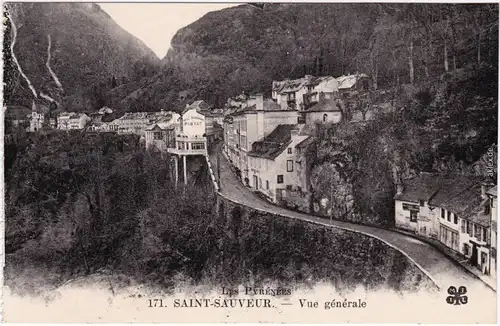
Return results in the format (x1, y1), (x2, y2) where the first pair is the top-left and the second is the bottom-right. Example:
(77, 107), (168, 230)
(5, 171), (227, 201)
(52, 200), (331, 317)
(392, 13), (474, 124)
(144, 112), (181, 152)
(167, 106), (208, 185)
(247, 124), (309, 203)
(223, 94), (300, 182)
(108, 110), (171, 135)
(394, 173), (497, 276)
(57, 112), (91, 130)
(304, 96), (343, 125)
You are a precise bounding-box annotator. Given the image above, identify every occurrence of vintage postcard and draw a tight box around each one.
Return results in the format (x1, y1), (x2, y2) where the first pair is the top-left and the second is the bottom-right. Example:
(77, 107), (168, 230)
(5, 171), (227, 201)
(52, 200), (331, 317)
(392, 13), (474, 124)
(1, 1), (498, 323)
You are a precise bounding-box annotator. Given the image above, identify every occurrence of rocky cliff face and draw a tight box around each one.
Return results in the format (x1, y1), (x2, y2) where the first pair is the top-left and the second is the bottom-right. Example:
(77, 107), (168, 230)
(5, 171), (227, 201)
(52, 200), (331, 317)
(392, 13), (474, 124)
(3, 3), (160, 111)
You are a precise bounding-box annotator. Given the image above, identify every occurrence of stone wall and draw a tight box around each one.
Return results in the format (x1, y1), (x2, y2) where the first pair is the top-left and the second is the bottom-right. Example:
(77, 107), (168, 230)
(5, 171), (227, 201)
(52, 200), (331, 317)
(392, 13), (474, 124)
(215, 193), (438, 293)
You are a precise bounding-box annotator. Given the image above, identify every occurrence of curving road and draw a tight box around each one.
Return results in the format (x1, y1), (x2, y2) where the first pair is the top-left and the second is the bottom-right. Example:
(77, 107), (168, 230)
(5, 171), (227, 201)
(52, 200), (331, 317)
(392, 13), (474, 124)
(208, 145), (496, 299)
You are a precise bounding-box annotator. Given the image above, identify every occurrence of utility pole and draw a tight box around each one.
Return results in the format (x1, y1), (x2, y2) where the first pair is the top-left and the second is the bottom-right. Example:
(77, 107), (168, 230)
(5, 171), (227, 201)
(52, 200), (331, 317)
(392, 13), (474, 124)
(330, 187), (334, 225)
(217, 147), (221, 191)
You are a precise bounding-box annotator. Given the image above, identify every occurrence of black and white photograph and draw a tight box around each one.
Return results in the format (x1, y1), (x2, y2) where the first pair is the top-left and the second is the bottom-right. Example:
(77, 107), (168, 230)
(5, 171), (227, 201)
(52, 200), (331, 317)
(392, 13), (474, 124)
(1, 1), (498, 323)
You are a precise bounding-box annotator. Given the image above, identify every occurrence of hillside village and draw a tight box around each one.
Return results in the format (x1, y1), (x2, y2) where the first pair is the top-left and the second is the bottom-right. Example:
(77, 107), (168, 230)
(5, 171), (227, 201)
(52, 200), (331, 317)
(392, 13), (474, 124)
(4, 69), (498, 286)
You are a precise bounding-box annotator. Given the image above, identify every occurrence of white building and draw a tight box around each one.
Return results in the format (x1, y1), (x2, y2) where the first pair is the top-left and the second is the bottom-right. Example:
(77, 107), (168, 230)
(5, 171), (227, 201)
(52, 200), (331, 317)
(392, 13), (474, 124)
(144, 112), (181, 152)
(167, 106), (208, 185)
(247, 124), (309, 203)
(304, 96), (342, 125)
(336, 73), (370, 97)
(272, 75), (339, 111)
(88, 122), (109, 132)
(108, 110), (171, 135)
(395, 173), (496, 276)
(57, 112), (91, 130)
(29, 100), (49, 132)
(223, 94), (300, 183)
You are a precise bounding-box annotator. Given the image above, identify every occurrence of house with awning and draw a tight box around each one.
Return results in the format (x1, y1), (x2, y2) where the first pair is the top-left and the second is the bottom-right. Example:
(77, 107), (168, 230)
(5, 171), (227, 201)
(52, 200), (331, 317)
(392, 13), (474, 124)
(394, 173), (496, 275)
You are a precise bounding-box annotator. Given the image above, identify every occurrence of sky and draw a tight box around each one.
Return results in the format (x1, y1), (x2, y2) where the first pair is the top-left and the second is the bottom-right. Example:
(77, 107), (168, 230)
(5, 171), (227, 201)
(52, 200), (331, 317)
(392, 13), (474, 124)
(98, 3), (237, 59)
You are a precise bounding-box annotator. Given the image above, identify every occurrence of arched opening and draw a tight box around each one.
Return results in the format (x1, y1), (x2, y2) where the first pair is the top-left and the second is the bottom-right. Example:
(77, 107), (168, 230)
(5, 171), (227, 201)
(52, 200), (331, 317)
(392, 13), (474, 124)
(323, 113), (328, 122)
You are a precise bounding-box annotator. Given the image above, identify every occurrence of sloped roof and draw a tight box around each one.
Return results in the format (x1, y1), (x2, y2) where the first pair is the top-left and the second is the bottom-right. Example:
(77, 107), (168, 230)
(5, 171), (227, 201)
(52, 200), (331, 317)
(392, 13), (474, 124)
(306, 98), (342, 112)
(59, 112), (88, 119)
(248, 124), (296, 160)
(337, 73), (369, 90)
(395, 173), (493, 226)
(182, 100), (212, 115)
(276, 76), (313, 94)
(230, 98), (289, 116)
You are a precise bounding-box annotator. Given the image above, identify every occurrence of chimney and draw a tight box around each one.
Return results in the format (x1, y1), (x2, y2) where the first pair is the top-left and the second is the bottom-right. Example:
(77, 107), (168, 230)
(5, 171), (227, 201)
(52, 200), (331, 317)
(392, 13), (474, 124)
(481, 183), (488, 199)
(291, 128), (299, 139)
(256, 93), (264, 111)
(396, 183), (404, 195)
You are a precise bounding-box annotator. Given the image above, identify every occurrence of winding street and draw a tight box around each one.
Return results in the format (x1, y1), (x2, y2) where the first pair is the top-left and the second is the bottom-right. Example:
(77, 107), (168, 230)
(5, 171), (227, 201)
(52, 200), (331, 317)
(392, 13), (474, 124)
(208, 145), (496, 299)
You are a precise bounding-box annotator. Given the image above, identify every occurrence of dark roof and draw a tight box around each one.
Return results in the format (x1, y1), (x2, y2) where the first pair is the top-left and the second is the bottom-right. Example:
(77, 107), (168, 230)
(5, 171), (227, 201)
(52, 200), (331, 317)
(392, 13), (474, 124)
(306, 98), (341, 112)
(395, 173), (493, 226)
(247, 124), (296, 160)
(182, 100), (212, 115)
(101, 112), (122, 123)
(230, 99), (294, 116)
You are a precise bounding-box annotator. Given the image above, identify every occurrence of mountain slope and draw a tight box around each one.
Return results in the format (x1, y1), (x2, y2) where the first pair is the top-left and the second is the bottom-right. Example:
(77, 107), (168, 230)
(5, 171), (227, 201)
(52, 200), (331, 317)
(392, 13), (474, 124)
(115, 3), (497, 111)
(3, 2), (160, 111)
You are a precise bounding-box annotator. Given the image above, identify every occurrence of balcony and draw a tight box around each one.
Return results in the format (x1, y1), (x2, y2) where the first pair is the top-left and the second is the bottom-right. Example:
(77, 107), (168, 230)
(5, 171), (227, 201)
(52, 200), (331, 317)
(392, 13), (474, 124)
(167, 135), (208, 156)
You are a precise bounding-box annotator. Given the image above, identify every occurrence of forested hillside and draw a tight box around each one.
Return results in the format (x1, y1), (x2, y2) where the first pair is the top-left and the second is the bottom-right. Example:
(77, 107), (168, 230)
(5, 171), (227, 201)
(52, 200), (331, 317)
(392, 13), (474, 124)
(303, 63), (497, 226)
(115, 3), (498, 110)
(4, 133), (433, 295)
(3, 3), (159, 112)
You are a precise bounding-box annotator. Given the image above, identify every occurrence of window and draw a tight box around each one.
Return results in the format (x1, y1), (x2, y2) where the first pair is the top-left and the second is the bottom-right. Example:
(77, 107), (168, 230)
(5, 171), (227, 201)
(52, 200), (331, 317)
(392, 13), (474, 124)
(463, 243), (470, 256)
(481, 252), (488, 265)
(454, 214), (458, 224)
(323, 114), (328, 122)
(451, 232), (459, 250)
(191, 142), (205, 150)
(485, 203), (491, 215)
(441, 208), (445, 218)
(286, 185), (292, 191)
(447, 211), (451, 222)
(153, 132), (162, 140)
(467, 221), (473, 236)
(442, 226), (448, 244)
(266, 180), (269, 190)
(461, 219), (466, 233)
(410, 211), (418, 222)
(286, 160), (294, 172)
(474, 224), (482, 241)
(483, 228), (488, 244)
(287, 148), (292, 154)
(259, 178), (262, 189)
(419, 200), (425, 207)
(277, 175), (284, 184)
